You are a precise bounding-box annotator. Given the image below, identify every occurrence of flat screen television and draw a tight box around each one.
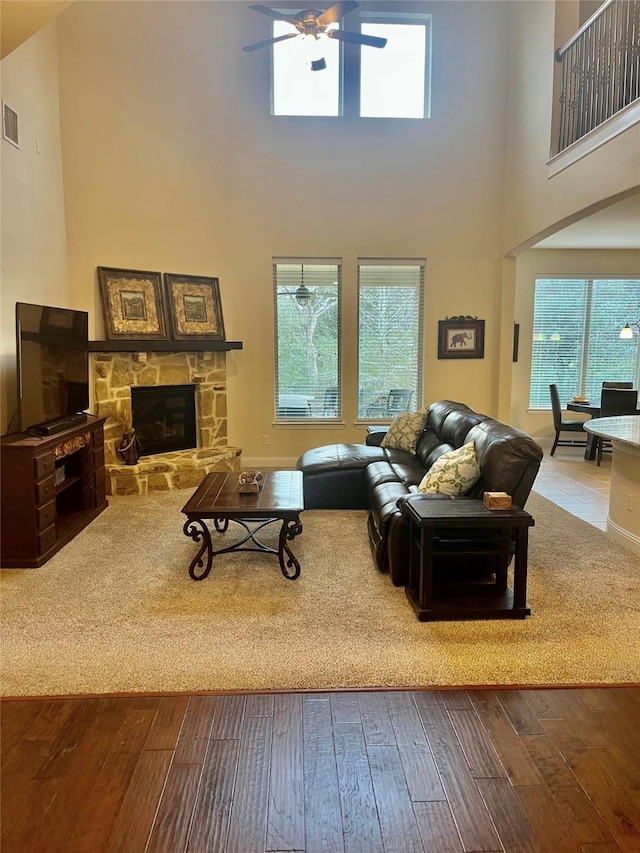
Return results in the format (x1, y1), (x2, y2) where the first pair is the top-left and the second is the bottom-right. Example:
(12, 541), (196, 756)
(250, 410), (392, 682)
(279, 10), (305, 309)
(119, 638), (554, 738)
(15, 302), (90, 434)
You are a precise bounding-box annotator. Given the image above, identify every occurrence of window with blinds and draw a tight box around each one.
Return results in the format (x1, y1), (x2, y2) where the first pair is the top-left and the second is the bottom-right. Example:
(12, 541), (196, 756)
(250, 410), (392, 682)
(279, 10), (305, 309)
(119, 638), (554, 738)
(357, 259), (425, 419)
(530, 278), (640, 409)
(273, 260), (341, 421)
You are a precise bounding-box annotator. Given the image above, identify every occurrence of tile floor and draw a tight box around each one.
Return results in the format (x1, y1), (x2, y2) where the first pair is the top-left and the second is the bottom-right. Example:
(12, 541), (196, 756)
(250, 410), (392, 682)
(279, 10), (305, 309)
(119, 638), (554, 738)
(532, 445), (611, 531)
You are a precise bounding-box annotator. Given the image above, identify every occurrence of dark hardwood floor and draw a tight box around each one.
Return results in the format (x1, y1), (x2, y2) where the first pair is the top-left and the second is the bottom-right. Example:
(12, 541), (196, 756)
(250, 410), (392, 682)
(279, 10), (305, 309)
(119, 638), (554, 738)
(3, 456), (638, 851)
(2, 687), (640, 852)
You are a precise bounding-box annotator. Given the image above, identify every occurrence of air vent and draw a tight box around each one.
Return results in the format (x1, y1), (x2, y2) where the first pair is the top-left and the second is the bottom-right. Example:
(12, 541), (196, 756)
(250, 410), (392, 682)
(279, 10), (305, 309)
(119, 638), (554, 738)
(2, 101), (19, 148)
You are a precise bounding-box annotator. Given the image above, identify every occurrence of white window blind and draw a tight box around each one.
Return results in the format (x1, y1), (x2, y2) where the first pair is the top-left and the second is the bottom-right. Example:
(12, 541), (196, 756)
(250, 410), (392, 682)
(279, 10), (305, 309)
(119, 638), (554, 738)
(273, 259), (341, 420)
(530, 278), (640, 408)
(357, 259), (425, 419)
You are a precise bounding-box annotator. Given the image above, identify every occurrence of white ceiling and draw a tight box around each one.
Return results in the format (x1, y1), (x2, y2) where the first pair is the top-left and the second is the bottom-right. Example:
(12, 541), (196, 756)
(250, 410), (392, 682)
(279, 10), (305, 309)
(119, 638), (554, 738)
(533, 193), (640, 250)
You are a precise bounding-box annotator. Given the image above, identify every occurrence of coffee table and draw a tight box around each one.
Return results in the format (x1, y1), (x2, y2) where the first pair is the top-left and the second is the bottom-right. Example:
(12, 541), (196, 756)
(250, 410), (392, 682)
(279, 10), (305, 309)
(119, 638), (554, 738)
(181, 470), (304, 581)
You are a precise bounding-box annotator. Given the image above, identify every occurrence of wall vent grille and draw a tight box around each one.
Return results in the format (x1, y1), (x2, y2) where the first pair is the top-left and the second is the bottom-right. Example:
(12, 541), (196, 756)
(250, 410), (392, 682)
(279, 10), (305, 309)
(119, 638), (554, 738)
(2, 102), (19, 148)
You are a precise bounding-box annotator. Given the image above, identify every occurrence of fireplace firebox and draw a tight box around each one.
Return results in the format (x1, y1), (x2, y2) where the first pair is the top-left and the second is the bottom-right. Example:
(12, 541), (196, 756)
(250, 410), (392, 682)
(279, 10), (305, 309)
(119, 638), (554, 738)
(131, 384), (196, 456)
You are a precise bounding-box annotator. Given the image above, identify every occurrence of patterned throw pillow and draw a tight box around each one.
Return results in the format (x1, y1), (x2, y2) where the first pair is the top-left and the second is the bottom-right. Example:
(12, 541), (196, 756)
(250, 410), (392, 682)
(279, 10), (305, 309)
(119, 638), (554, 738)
(418, 441), (481, 495)
(381, 409), (428, 454)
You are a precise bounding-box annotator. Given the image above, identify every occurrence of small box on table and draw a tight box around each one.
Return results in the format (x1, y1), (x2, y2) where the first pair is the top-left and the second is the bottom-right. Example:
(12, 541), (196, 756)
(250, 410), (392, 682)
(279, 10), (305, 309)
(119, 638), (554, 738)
(483, 491), (512, 510)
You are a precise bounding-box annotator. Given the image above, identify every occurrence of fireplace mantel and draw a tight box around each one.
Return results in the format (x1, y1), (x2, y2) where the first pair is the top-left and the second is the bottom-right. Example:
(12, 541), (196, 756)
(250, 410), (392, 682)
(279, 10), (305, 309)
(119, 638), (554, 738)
(89, 340), (242, 353)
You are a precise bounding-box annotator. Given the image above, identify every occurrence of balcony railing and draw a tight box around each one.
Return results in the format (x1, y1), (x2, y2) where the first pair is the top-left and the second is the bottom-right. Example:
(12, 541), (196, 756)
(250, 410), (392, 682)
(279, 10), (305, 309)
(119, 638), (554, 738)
(556, 0), (640, 151)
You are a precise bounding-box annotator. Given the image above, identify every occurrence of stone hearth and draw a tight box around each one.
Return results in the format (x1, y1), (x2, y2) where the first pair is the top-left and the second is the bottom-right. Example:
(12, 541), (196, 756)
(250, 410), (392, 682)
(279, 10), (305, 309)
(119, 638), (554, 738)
(92, 350), (241, 495)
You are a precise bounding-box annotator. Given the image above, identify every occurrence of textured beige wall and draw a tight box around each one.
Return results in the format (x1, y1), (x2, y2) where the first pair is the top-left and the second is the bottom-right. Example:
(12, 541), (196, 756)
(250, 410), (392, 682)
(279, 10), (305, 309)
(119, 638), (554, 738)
(0, 22), (69, 434)
(56, 0), (510, 461)
(512, 248), (640, 441)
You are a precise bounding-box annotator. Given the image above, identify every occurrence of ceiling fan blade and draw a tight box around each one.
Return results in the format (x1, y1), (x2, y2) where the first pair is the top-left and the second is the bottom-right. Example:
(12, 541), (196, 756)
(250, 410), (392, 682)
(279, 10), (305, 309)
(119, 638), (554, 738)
(249, 4), (299, 25)
(242, 32), (299, 52)
(327, 29), (387, 48)
(317, 1), (359, 25)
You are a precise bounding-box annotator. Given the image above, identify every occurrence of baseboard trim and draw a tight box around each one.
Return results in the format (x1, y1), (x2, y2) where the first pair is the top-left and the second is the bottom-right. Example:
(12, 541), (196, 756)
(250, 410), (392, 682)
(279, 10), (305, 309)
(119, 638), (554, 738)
(242, 457), (299, 469)
(607, 517), (640, 557)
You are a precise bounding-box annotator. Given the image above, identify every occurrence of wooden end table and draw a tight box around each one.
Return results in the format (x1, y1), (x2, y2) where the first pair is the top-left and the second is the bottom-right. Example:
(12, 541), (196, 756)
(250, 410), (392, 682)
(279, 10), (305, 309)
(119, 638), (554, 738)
(401, 499), (535, 621)
(181, 471), (304, 581)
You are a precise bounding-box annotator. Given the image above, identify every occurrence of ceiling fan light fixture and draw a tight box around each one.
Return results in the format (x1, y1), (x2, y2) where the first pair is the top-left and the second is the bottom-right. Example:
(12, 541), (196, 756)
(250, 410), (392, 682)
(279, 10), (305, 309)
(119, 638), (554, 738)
(242, 2), (387, 55)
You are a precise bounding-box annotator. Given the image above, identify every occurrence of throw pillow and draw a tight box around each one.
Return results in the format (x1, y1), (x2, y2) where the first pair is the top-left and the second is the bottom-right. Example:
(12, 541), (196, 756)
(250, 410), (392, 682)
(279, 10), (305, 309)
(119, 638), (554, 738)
(381, 408), (428, 454)
(418, 441), (481, 496)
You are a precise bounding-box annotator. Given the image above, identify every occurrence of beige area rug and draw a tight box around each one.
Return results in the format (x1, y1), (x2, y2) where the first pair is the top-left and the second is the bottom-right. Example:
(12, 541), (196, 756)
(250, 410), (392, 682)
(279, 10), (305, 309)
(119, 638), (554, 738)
(1, 492), (639, 697)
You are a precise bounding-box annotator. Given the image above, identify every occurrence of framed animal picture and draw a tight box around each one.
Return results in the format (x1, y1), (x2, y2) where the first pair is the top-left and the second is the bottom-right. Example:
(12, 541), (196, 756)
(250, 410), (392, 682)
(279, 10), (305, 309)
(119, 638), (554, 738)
(438, 316), (485, 359)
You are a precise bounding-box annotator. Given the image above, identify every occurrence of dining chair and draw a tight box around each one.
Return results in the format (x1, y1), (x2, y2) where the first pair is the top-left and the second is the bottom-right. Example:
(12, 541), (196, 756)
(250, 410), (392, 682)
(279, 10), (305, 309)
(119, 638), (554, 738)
(549, 383), (588, 456)
(602, 381), (634, 389)
(595, 388), (639, 465)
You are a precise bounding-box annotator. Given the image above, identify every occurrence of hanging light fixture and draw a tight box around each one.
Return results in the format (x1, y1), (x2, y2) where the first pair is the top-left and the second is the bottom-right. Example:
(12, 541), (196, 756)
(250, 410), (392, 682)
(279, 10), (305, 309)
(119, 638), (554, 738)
(619, 320), (640, 339)
(295, 284), (311, 305)
(295, 266), (311, 306)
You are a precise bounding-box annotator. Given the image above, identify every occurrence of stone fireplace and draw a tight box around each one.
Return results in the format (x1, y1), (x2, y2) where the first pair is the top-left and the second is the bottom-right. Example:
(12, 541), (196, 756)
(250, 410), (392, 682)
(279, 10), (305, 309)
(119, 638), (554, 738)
(92, 349), (241, 495)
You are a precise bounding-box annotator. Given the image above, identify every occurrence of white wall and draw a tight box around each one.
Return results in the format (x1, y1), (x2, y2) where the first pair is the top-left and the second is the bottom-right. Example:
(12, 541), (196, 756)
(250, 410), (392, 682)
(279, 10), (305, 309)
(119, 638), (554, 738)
(512, 248), (640, 442)
(0, 22), (69, 433)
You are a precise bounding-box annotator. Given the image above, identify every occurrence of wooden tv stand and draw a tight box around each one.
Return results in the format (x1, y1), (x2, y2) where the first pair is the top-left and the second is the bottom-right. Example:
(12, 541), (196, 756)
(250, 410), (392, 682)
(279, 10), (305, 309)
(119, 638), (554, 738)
(1, 417), (108, 568)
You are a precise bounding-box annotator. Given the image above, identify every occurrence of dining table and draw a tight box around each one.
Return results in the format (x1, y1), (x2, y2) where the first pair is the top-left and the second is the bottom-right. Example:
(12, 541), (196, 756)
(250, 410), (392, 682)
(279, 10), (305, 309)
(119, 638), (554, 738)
(567, 397), (640, 459)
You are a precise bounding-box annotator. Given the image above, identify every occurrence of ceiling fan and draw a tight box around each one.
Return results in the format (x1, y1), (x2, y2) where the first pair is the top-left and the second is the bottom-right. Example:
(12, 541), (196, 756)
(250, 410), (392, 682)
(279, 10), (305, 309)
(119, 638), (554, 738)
(241, 1), (388, 54)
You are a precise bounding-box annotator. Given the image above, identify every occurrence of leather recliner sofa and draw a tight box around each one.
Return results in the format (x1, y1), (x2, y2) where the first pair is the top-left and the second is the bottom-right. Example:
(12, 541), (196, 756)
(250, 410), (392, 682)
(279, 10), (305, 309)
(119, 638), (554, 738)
(296, 400), (543, 586)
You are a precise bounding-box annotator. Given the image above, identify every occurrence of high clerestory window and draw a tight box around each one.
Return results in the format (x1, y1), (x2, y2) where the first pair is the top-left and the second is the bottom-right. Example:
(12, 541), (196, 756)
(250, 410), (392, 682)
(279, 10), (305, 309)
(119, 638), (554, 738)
(272, 10), (431, 118)
(529, 278), (640, 409)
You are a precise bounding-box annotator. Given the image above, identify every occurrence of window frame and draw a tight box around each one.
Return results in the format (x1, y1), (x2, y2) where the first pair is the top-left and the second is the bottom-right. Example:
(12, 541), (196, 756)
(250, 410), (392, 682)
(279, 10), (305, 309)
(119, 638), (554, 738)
(529, 276), (640, 410)
(356, 258), (425, 422)
(273, 258), (342, 425)
(270, 6), (432, 119)
(356, 13), (431, 119)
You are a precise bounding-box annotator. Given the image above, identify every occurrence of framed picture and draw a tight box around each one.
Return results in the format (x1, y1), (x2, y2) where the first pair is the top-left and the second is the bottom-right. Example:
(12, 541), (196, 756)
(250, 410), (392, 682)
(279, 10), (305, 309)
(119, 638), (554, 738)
(98, 267), (168, 339)
(163, 273), (226, 340)
(438, 316), (485, 359)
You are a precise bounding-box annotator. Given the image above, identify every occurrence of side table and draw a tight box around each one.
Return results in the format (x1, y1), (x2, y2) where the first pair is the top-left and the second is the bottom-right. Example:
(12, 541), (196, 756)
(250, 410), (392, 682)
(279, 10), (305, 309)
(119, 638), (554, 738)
(401, 499), (535, 621)
(365, 425), (387, 446)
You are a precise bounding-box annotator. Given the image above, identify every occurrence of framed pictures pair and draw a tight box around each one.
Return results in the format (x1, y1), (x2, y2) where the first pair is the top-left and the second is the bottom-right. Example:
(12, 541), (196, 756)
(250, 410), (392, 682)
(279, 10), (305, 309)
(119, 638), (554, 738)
(98, 267), (225, 341)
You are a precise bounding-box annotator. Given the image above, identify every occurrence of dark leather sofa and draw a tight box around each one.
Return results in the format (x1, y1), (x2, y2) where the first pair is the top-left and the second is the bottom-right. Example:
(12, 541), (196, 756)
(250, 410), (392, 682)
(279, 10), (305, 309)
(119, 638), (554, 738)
(296, 400), (543, 586)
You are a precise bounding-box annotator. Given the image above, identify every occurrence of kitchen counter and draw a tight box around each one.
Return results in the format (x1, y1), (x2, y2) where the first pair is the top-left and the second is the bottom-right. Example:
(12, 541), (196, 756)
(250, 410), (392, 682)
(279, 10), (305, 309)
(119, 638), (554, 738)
(585, 415), (640, 555)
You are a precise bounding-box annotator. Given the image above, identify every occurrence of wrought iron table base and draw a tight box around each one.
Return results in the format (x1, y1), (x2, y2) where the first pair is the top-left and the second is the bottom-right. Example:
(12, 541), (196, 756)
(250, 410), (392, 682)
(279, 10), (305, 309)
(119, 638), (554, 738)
(183, 515), (303, 581)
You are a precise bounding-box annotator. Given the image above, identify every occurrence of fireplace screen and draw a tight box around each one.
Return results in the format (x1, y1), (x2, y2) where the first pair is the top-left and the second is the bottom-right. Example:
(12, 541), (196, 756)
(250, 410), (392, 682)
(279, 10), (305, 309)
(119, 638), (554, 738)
(131, 384), (196, 456)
